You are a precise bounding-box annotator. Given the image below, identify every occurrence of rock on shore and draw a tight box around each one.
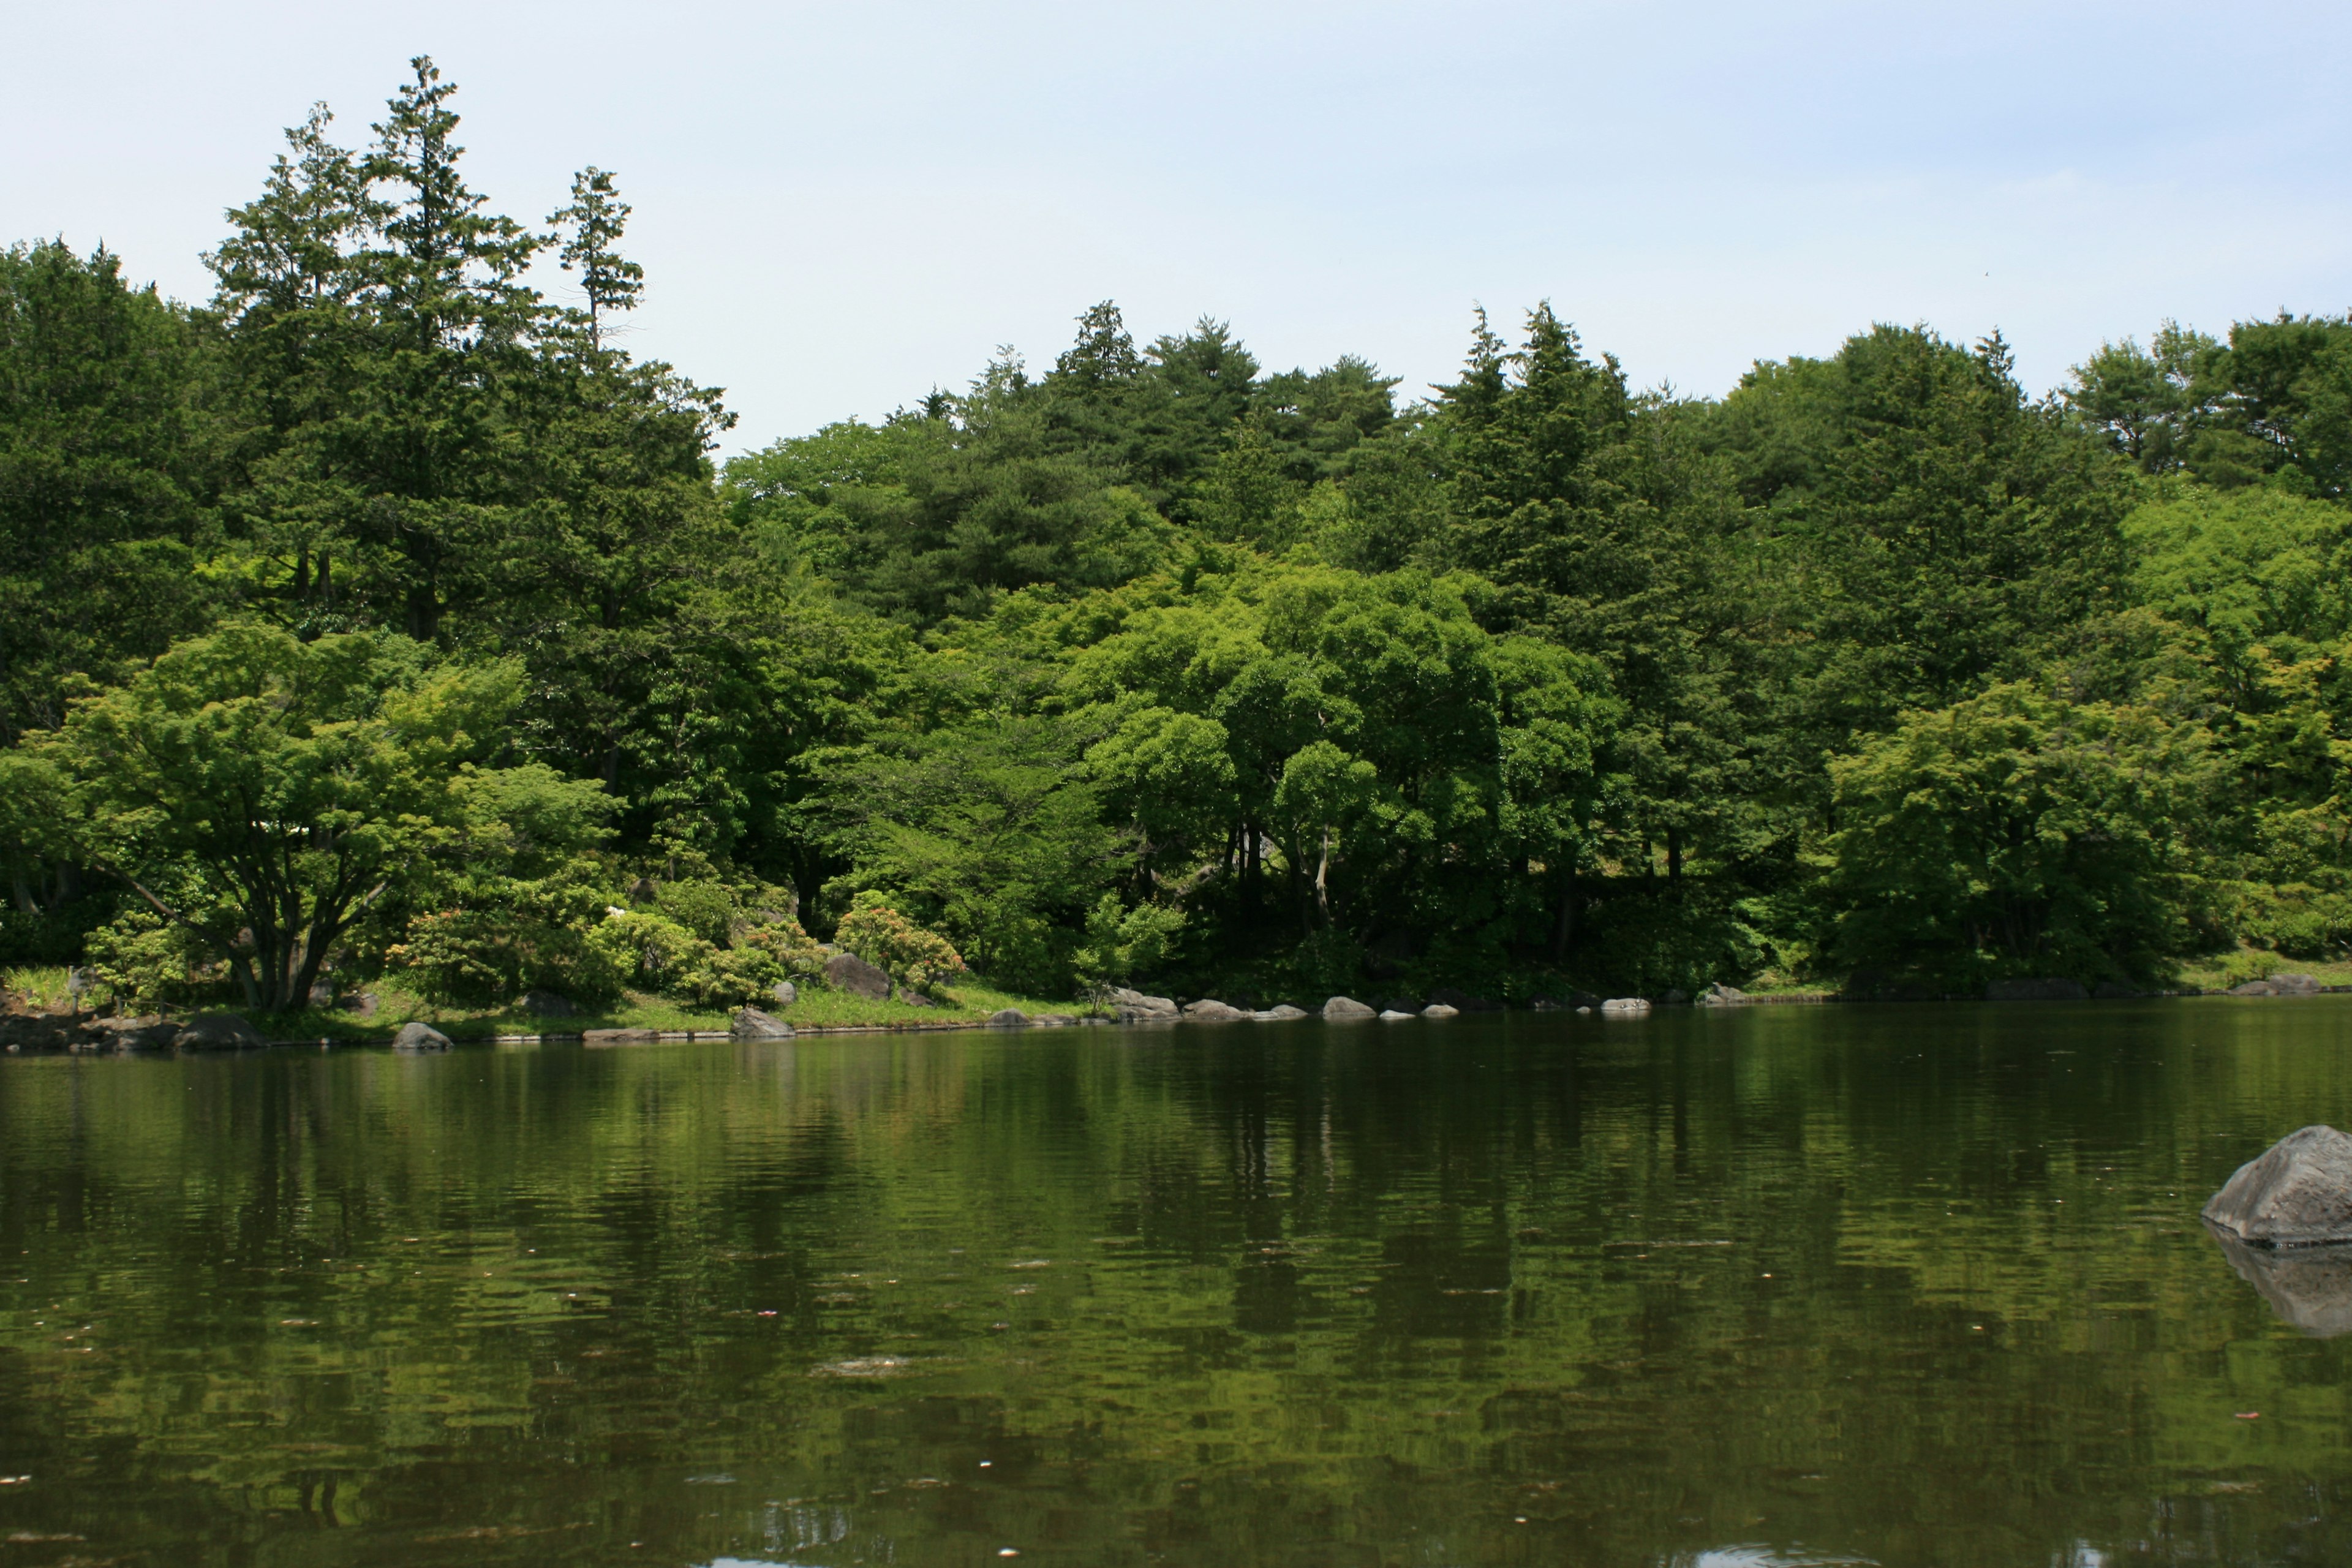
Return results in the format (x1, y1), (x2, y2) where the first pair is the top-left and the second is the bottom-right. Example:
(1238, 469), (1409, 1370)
(824, 952), (892, 1000)
(729, 1007), (794, 1039)
(1109, 987), (1178, 1023)
(2230, 974), (2322, 997)
(177, 1013), (265, 1050)
(391, 1021), (451, 1052)
(1322, 996), (1375, 1020)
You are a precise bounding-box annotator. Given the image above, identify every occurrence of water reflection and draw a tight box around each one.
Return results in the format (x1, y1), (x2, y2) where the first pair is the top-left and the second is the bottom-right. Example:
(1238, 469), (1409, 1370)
(1664, 1550), (1878, 1568)
(4, 1001), (2352, 1565)
(2209, 1223), (2352, 1336)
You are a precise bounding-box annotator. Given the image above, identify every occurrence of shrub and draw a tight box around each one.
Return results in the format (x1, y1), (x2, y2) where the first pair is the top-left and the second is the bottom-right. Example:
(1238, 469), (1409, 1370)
(582, 910), (787, 1008)
(85, 909), (225, 1012)
(385, 864), (626, 1006)
(834, 897), (966, 991)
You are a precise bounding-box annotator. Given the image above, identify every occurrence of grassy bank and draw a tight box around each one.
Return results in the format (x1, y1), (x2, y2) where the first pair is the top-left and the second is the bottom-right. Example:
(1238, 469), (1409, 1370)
(2, 967), (1098, 1042)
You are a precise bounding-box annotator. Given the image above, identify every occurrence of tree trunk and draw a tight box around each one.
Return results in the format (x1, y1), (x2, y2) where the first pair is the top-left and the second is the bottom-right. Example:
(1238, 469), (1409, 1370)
(1314, 826), (1333, 927)
(1551, 869), (1578, 963)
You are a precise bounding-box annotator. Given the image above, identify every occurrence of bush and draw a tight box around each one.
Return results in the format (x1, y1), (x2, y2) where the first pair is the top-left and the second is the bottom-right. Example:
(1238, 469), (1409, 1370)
(385, 864), (626, 1006)
(834, 897), (966, 991)
(582, 909), (788, 1008)
(85, 908), (226, 1012)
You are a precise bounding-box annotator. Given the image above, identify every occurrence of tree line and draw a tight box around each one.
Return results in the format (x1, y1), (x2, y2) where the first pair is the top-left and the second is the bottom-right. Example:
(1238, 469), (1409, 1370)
(6, 58), (2351, 1012)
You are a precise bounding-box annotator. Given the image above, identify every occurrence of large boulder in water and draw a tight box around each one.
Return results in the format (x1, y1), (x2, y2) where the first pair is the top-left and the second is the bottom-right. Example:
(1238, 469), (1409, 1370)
(1322, 996), (1375, 1020)
(1182, 999), (1250, 1023)
(2209, 1226), (2352, 1336)
(2204, 1125), (2352, 1245)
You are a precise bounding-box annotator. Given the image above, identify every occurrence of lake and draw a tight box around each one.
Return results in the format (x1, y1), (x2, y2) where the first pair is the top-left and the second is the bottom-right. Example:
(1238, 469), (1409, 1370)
(2, 1000), (2350, 1566)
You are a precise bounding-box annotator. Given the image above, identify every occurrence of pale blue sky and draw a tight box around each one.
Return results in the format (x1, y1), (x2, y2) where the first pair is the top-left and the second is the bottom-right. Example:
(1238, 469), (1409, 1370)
(10, 1), (2349, 451)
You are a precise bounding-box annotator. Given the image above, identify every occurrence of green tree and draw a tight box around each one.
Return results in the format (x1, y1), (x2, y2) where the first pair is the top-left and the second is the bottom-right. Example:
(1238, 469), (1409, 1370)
(0, 241), (226, 742)
(1823, 682), (2221, 989)
(21, 625), (608, 1011)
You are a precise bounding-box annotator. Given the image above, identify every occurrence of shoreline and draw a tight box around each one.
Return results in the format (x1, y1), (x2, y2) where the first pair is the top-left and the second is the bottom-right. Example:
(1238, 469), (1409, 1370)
(11, 983), (2352, 1054)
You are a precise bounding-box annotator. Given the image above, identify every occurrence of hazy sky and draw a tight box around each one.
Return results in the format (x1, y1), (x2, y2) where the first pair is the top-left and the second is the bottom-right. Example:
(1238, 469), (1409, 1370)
(10, 2), (2350, 453)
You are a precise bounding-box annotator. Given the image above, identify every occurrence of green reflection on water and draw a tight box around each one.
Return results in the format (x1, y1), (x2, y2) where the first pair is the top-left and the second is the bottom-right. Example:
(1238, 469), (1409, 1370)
(1, 1001), (2350, 1566)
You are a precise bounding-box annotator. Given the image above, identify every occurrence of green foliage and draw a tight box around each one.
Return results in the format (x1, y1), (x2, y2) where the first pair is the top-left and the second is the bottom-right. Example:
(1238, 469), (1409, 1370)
(822, 714), (1118, 993)
(833, 896), (967, 991)
(0, 240), (225, 744)
(10, 55), (2352, 1003)
(581, 909), (785, 1008)
(385, 860), (622, 1005)
(85, 908), (225, 1012)
(1823, 684), (2223, 989)
(1072, 892), (1187, 990)
(24, 625), (611, 1011)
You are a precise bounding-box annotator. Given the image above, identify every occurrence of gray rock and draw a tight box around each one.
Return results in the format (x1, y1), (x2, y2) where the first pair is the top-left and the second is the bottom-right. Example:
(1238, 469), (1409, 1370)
(1697, 982), (1747, 1007)
(1985, 977), (2090, 1001)
(1378, 1008), (1415, 1021)
(2204, 1125), (2352, 1245)
(391, 1021), (451, 1052)
(522, 989), (578, 1018)
(824, 951), (892, 1000)
(2231, 974), (2321, 998)
(86, 1015), (178, 1052)
(1322, 996), (1376, 1020)
(1257, 1005), (1310, 1021)
(1109, 987), (1179, 1023)
(337, 991), (379, 1019)
(2209, 1225), (2352, 1336)
(986, 1008), (1030, 1028)
(177, 1012), (265, 1050)
(1182, 999), (1251, 1022)
(1422, 1003), (1460, 1019)
(729, 1006), (795, 1039)
(771, 980), (798, 1008)
(1599, 997), (1651, 1016)
(0, 1014), (75, 1054)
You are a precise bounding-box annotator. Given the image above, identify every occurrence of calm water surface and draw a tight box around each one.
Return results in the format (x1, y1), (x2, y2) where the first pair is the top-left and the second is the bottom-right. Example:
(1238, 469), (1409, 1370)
(4, 1001), (2352, 1566)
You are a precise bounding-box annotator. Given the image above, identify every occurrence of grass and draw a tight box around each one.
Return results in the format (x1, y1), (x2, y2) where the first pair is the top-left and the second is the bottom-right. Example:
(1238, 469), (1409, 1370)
(2, 965), (78, 1010)
(2174, 946), (2352, 993)
(210, 976), (1096, 1042)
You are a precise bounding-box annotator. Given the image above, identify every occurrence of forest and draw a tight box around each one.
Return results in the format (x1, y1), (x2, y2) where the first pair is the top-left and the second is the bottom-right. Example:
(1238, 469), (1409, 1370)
(6, 58), (2352, 1018)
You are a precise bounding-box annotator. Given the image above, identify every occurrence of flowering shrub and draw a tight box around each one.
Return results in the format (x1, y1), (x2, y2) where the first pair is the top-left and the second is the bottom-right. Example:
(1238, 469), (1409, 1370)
(742, 915), (827, 974)
(582, 910), (785, 1007)
(834, 902), (966, 991)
